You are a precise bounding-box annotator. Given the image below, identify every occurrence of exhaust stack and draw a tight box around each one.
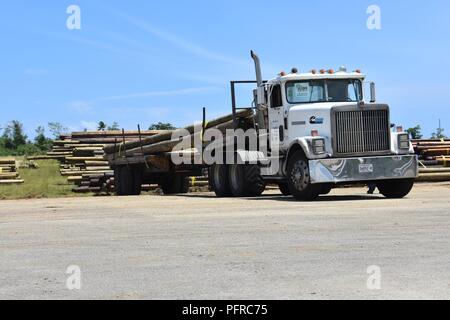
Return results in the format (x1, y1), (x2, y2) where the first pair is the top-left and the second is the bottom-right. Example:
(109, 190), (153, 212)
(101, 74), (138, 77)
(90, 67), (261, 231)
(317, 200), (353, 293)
(250, 50), (262, 87)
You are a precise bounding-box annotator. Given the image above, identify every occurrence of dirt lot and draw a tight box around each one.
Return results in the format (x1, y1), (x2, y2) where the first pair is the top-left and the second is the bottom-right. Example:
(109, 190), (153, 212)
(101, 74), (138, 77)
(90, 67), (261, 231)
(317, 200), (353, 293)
(0, 183), (449, 300)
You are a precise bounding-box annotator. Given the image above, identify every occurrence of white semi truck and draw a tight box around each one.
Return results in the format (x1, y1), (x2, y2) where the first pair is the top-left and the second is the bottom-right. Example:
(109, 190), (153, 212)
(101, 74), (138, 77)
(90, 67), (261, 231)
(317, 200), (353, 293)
(108, 51), (418, 200)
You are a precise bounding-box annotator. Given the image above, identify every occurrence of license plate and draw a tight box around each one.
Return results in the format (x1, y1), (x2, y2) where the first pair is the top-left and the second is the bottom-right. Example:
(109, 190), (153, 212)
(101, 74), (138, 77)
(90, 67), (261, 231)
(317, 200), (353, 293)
(359, 164), (374, 174)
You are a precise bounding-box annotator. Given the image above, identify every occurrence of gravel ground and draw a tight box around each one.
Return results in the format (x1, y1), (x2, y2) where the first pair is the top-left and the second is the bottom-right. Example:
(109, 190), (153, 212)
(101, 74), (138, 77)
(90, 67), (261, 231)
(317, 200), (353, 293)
(0, 183), (449, 300)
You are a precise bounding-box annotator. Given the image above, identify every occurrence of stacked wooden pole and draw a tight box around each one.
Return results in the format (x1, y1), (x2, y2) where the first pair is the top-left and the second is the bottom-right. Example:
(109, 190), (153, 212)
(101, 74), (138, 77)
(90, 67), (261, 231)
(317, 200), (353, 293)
(413, 139), (450, 181)
(104, 109), (254, 160)
(0, 158), (24, 185)
(30, 131), (165, 193)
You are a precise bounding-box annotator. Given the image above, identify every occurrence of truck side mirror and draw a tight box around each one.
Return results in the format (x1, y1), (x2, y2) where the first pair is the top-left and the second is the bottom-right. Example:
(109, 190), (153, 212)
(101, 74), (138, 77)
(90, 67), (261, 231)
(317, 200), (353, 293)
(370, 82), (376, 103)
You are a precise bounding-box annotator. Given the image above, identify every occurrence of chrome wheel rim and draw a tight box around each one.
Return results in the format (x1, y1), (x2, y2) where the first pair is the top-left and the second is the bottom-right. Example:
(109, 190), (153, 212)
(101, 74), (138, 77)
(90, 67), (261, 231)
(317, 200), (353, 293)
(290, 160), (309, 191)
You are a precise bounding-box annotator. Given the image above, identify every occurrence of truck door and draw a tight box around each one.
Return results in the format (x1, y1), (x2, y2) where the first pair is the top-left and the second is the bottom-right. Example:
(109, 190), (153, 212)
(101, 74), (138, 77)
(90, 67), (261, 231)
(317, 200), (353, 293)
(268, 84), (286, 150)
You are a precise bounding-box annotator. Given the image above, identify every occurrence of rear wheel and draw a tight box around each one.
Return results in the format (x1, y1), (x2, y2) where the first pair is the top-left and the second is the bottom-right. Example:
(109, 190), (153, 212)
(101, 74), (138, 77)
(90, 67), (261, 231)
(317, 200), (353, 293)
(116, 166), (135, 196)
(132, 167), (143, 195)
(228, 164), (265, 197)
(287, 151), (321, 201)
(160, 174), (188, 195)
(210, 164), (232, 197)
(376, 179), (415, 199)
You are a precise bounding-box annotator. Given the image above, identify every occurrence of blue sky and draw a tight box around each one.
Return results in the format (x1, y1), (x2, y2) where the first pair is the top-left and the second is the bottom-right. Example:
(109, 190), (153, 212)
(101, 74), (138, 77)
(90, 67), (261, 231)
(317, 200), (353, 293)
(0, 0), (449, 138)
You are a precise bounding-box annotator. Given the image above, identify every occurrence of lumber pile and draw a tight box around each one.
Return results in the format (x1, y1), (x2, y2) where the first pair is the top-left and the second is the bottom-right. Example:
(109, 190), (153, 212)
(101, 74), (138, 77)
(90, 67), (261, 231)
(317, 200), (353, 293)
(413, 139), (450, 182)
(0, 158), (24, 185)
(104, 109), (254, 160)
(37, 131), (166, 193)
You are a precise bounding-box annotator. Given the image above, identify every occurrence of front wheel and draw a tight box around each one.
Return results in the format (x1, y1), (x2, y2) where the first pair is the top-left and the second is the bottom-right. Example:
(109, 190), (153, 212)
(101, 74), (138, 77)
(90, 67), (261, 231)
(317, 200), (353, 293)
(376, 179), (415, 199)
(287, 151), (321, 201)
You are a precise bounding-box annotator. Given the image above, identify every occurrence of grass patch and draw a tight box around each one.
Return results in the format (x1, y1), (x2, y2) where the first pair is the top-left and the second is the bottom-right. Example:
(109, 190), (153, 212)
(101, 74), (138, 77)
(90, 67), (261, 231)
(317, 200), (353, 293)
(0, 159), (89, 200)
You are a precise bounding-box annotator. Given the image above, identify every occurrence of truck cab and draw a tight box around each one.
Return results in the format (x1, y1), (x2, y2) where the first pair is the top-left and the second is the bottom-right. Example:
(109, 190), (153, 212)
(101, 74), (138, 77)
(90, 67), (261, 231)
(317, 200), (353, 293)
(249, 51), (418, 200)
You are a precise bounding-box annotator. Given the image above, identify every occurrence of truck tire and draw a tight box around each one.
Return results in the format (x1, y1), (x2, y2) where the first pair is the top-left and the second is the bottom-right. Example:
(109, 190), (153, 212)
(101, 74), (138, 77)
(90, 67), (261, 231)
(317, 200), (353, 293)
(118, 166), (135, 196)
(228, 164), (265, 197)
(287, 150), (321, 201)
(278, 183), (291, 196)
(160, 174), (186, 195)
(180, 176), (190, 194)
(376, 179), (415, 199)
(245, 165), (266, 196)
(211, 164), (232, 197)
(114, 167), (123, 195)
(321, 184), (333, 195)
(132, 167), (143, 195)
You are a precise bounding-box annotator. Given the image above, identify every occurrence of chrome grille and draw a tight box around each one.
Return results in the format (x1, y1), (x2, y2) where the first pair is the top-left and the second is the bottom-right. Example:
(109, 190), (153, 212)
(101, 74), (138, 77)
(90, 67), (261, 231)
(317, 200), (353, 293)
(334, 108), (390, 155)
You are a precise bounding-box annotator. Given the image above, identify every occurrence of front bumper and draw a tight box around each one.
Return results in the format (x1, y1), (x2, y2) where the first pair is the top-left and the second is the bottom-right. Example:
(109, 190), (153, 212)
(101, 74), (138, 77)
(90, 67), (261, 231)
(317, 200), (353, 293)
(309, 155), (418, 184)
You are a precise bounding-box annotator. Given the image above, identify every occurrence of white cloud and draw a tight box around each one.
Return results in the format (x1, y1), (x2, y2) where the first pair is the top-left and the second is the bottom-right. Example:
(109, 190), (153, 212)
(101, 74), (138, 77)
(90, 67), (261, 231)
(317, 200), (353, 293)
(114, 12), (247, 66)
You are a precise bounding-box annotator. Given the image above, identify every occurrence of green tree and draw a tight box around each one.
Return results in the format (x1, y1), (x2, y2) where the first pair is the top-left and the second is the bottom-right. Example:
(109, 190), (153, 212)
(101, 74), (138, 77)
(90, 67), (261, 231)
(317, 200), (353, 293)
(107, 122), (120, 131)
(148, 122), (176, 130)
(98, 121), (106, 131)
(11, 120), (27, 147)
(431, 127), (446, 139)
(34, 126), (52, 151)
(406, 125), (423, 139)
(48, 122), (68, 139)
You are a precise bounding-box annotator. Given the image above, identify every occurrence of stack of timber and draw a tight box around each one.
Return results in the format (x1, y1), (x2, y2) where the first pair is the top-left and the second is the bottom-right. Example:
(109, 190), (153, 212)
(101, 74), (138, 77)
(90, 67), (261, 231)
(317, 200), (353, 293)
(0, 158), (24, 185)
(413, 139), (450, 182)
(34, 131), (166, 193)
(104, 109), (254, 160)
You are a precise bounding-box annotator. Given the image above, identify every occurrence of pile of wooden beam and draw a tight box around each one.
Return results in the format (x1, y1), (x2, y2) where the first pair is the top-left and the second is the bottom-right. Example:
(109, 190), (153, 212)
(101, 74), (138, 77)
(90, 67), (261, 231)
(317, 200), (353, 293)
(0, 158), (24, 185)
(413, 139), (450, 182)
(32, 131), (166, 193)
(103, 109), (254, 160)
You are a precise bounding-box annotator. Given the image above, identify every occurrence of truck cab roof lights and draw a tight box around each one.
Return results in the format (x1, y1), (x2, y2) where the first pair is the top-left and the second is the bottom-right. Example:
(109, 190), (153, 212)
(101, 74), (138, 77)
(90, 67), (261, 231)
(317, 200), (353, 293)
(328, 69), (334, 74)
(291, 68), (298, 74)
(279, 71), (287, 76)
(354, 69), (362, 74)
(310, 69), (317, 74)
(320, 69), (326, 74)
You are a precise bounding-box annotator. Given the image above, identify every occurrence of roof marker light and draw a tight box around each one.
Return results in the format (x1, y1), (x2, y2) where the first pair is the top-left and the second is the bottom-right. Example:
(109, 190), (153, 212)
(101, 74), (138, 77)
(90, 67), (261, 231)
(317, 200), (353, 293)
(328, 69), (334, 74)
(311, 69), (317, 74)
(320, 69), (326, 74)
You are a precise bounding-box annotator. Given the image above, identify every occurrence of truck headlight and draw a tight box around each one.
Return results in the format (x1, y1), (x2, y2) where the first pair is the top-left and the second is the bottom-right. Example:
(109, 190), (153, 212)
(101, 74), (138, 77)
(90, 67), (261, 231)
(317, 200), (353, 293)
(312, 138), (326, 155)
(398, 133), (410, 150)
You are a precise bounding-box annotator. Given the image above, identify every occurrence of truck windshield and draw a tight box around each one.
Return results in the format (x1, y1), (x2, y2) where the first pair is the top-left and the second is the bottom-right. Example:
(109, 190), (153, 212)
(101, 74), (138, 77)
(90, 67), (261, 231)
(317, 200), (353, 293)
(285, 79), (362, 104)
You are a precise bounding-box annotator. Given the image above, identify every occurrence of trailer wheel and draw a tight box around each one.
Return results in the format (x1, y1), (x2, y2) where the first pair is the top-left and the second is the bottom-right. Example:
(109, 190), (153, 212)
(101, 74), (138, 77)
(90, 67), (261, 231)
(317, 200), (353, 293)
(180, 176), (190, 194)
(132, 167), (143, 195)
(118, 166), (135, 196)
(114, 167), (123, 195)
(160, 174), (188, 195)
(287, 150), (321, 201)
(278, 183), (291, 196)
(376, 179), (415, 199)
(244, 165), (266, 196)
(210, 164), (232, 197)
